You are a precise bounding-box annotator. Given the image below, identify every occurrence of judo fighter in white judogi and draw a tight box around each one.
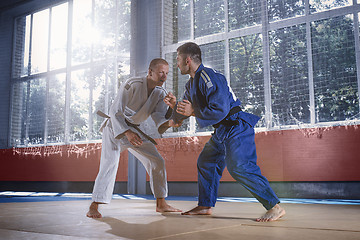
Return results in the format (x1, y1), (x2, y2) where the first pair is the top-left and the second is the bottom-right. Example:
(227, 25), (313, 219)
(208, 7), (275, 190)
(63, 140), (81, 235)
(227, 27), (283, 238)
(87, 58), (181, 218)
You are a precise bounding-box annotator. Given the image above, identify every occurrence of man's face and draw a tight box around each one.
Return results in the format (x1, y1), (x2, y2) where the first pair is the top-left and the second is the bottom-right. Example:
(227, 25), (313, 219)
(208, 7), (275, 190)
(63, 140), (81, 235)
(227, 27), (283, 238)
(176, 52), (190, 75)
(149, 64), (169, 86)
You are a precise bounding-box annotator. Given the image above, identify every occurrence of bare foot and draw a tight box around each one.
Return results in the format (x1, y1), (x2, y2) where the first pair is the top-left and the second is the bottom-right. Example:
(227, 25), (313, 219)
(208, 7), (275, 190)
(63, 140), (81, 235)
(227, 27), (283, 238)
(86, 202), (102, 218)
(181, 206), (212, 215)
(256, 204), (285, 222)
(156, 198), (182, 212)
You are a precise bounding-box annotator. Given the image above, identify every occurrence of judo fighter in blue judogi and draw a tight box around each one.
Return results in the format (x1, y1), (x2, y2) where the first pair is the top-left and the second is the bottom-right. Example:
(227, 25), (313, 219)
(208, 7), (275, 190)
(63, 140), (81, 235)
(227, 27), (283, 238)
(164, 42), (286, 222)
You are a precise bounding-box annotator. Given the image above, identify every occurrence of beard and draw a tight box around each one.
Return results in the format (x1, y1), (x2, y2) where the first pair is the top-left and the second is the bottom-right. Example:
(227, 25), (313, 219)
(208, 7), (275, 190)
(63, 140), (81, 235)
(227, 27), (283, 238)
(179, 64), (190, 75)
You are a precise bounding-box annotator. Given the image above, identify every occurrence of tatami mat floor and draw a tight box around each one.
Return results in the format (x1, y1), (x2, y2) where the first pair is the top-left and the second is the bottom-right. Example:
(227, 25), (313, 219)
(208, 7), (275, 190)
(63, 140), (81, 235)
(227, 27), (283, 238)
(0, 192), (359, 240)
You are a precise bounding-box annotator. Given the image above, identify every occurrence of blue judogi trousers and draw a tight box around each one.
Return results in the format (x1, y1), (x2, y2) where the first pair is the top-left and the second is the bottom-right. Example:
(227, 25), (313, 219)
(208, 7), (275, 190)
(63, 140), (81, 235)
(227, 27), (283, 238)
(197, 119), (280, 210)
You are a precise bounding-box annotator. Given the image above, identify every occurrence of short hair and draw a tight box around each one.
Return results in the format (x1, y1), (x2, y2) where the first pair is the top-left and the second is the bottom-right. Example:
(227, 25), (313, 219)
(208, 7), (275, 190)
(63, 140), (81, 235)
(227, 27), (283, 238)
(149, 58), (169, 70)
(177, 42), (202, 63)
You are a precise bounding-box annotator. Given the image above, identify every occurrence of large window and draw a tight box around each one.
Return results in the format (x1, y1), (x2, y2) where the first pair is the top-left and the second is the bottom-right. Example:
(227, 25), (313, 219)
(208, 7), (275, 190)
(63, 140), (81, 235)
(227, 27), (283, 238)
(162, 0), (360, 134)
(11, 0), (131, 146)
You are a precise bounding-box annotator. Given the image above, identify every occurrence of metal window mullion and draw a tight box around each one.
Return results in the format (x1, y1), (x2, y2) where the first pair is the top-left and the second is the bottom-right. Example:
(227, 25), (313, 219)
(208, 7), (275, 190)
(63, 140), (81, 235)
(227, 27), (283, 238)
(64, 0), (73, 144)
(47, 8), (52, 72)
(161, 4), (360, 54)
(190, 0), (194, 40)
(161, 0), (164, 55)
(224, 0), (230, 83)
(353, 0), (360, 113)
(162, 0), (360, 134)
(105, 56), (109, 112)
(8, 81), (15, 147)
(9, 17), (24, 147)
(28, 14), (33, 76)
(89, 71), (94, 141)
(115, 0), (120, 94)
(88, 0), (95, 141)
(44, 8), (52, 145)
(268, 5), (360, 32)
(305, 0), (316, 125)
(8, 16), (16, 146)
(130, 0), (136, 77)
(261, 0), (272, 129)
(44, 75), (50, 145)
(25, 81), (30, 146)
(24, 14), (34, 146)
(189, 0), (195, 133)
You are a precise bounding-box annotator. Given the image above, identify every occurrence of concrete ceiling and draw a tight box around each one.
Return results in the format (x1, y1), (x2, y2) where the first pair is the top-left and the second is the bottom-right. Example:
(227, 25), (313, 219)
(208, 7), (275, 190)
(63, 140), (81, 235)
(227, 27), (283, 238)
(0, 0), (29, 12)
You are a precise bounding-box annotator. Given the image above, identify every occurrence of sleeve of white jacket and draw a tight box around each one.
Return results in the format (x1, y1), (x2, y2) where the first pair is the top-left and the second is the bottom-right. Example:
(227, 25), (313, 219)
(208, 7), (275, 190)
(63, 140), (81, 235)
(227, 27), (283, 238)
(151, 88), (170, 133)
(108, 80), (132, 138)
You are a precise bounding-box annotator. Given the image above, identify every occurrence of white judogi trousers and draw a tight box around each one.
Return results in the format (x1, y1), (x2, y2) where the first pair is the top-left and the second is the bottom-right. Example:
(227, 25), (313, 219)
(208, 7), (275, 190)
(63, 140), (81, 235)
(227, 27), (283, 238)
(92, 124), (168, 203)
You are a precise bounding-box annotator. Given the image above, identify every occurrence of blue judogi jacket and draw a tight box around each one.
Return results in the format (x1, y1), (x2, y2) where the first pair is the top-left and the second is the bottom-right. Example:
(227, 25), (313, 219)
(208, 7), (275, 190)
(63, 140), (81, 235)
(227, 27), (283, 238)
(173, 64), (260, 129)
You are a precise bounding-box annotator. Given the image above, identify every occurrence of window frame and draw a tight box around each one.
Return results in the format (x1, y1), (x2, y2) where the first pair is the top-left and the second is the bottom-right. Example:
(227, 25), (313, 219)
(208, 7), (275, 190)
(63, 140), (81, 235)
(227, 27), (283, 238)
(10, 0), (131, 147)
(161, 0), (360, 137)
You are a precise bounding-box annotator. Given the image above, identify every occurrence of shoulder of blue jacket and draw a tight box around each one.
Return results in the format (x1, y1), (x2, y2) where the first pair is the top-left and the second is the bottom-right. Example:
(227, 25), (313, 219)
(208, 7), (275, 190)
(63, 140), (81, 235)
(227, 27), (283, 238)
(199, 69), (214, 89)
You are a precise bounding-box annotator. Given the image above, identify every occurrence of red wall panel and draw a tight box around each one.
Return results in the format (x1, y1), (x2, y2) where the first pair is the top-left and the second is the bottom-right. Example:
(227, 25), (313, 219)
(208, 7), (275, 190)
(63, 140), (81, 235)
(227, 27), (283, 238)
(0, 143), (128, 181)
(0, 125), (359, 182)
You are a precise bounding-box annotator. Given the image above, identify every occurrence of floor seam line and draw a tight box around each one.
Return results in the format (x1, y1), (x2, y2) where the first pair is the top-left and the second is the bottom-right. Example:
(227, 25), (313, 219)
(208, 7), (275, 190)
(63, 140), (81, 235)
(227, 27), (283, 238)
(241, 224), (360, 233)
(147, 223), (244, 240)
(0, 228), (110, 239)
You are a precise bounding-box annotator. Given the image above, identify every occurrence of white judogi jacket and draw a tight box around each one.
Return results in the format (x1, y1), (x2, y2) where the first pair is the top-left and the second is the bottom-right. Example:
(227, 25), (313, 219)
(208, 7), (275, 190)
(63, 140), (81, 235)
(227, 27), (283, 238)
(93, 77), (170, 202)
(99, 76), (169, 146)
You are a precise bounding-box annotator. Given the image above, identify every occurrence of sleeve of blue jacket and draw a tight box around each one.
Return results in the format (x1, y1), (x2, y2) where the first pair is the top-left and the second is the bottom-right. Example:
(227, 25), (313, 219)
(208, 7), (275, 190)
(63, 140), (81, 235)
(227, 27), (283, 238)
(194, 69), (230, 128)
(170, 90), (191, 124)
